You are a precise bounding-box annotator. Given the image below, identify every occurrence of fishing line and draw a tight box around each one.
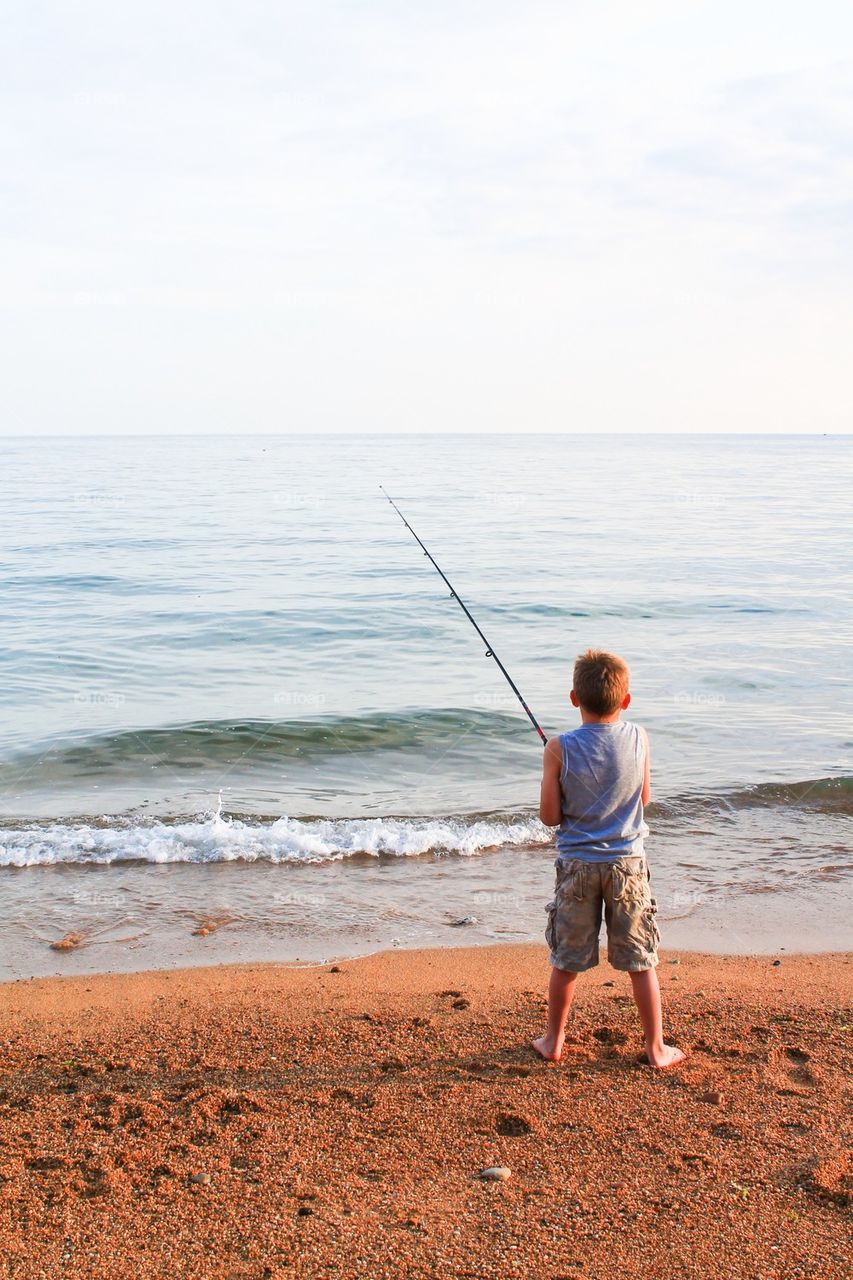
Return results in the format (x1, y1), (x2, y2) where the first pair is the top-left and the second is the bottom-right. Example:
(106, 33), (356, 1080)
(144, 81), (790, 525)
(380, 486), (547, 744)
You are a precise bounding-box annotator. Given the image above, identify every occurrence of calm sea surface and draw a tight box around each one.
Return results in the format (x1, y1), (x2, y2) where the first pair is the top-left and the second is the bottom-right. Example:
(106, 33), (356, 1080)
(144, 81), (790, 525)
(0, 434), (850, 978)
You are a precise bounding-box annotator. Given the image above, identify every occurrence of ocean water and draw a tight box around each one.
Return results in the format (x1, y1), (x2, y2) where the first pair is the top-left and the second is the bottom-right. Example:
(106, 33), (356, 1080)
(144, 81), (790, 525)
(0, 433), (850, 979)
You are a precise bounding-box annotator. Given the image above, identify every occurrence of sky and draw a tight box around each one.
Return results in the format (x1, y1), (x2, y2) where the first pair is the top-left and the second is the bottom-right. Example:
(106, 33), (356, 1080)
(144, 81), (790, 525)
(1, 1), (852, 435)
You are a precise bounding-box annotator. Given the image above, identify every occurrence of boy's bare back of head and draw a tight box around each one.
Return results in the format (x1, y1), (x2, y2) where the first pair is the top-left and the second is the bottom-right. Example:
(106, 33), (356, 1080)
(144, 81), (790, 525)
(572, 649), (630, 718)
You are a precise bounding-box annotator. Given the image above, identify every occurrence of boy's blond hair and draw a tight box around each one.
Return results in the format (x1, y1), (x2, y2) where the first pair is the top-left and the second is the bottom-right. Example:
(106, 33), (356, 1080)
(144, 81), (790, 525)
(572, 649), (630, 717)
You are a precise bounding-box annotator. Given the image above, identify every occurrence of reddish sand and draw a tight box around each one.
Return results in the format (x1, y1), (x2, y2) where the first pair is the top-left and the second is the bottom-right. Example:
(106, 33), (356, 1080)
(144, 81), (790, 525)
(1, 945), (851, 1279)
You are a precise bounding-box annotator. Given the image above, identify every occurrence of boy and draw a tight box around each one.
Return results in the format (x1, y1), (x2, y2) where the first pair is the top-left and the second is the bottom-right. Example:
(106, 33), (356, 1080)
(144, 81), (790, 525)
(531, 649), (687, 1072)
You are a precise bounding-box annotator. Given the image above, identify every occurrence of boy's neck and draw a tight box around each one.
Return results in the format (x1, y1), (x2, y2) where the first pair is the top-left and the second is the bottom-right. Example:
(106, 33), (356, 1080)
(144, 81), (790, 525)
(579, 709), (622, 725)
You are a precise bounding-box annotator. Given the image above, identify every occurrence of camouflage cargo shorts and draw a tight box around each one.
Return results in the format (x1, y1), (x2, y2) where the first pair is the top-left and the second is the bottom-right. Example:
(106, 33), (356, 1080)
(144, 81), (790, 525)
(545, 854), (661, 973)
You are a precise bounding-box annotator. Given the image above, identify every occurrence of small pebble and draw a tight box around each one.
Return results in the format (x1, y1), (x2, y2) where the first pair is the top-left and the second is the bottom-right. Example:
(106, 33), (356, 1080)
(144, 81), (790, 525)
(700, 1091), (723, 1105)
(297, 1205), (313, 1216)
(669, 958), (681, 965)
(189, 1172), (211, 1185)
(772, 960), (782, 967)
(450, 916), (478, 927)
(477, 1166), (511, 1182)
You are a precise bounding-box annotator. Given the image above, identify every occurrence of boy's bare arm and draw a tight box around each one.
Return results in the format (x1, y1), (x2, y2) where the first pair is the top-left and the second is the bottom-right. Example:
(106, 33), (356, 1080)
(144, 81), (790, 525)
(641, 726), (651, 806)
(539, 738), (563, 826)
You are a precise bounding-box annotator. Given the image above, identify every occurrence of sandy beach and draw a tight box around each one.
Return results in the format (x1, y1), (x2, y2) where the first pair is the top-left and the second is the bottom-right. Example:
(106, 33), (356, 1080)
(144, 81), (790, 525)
(1, 944), (850, 1279)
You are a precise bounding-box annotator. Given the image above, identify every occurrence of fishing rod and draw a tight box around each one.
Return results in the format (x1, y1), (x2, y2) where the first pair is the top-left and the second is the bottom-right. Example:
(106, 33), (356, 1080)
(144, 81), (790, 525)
(380, 486), (548, 744)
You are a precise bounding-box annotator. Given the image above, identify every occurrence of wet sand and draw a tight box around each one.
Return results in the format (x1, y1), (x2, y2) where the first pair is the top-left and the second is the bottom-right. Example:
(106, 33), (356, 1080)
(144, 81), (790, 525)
(1, 945), (851, 1279)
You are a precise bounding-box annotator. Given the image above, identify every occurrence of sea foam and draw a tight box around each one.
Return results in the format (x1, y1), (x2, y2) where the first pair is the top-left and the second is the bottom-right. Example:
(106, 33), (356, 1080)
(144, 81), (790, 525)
(0, 808), (550, 868)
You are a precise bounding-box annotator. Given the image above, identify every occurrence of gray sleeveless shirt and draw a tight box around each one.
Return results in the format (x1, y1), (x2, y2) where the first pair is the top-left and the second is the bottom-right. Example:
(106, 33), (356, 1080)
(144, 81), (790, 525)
(555, 720), (649, 863)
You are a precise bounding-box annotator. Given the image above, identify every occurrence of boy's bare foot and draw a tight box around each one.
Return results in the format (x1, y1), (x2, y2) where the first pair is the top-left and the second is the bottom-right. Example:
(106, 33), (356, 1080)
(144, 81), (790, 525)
(531, 1034), (564, 1062)
(642, 1044), (689, 1071)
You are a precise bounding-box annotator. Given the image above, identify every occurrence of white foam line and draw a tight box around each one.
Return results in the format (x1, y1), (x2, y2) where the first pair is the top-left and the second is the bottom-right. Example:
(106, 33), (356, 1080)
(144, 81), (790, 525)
(0, 810), (551, 868)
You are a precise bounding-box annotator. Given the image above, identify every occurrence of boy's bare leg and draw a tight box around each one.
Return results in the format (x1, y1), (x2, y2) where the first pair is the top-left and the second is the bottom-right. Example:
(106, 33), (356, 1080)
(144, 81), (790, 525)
(629, 968), (687, 1069)
(531, 966), (578, 1061)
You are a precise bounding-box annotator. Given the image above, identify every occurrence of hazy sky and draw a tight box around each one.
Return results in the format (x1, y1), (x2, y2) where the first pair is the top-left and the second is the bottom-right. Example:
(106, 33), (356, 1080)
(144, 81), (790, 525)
(2, 1), (852, 434)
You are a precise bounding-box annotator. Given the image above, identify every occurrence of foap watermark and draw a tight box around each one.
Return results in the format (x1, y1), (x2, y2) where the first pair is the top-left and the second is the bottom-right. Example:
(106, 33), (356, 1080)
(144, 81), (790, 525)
(70, 888), (124, 908)
(482, 490), (525, 514)
(672, 489), (728, 510)
(273, 890), (327, 908)
(73, 691), (126, 707)
(673, 691), (726, 707)
(471, 889), (526, 911)
(273, 690), (326, 709)
(69, 491), (126, 510)
(659, 888), (707, 912)
(469, 688), (522, 713)
(271, 491), (324, 510)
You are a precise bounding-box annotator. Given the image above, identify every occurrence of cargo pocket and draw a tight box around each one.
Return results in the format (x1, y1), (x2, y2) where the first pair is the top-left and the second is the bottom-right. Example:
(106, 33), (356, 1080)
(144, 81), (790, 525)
(544, 899), (558, 952)
(642, 896), (661, 952)
(555, 860), (581, 901)
(555, 859), (585, 903)
(612, 860), (647, 905)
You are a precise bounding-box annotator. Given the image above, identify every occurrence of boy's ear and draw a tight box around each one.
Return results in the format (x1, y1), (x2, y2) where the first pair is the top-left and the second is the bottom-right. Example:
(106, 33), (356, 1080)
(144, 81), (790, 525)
(569, 689), (579, 707)
(622, 692), (632, 710)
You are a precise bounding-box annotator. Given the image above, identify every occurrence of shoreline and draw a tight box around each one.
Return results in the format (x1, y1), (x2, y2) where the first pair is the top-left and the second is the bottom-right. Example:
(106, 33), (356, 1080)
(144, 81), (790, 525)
(2, 938), (853, 993)
(1, 944), (851, 1277)
(2, 922), (850, 987)
(5, 836), (852, 983)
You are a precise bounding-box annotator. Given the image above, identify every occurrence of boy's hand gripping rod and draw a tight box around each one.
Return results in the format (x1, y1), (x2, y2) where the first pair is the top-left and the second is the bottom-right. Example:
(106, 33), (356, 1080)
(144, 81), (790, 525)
(380, 487), (548, 744)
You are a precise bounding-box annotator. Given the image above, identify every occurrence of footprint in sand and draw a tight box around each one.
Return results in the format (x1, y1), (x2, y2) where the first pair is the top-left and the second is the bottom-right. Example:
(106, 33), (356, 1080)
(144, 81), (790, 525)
(783, 1047), (818, 1087)
(785, 1046), (811, 1064)
(801, 1149), (851, 1209)
(435, 990), (471, 1009)
(495, 1111), (535, 1136)
(767, 1045), (820, 1093)
(592, 1027), (630, 1046)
